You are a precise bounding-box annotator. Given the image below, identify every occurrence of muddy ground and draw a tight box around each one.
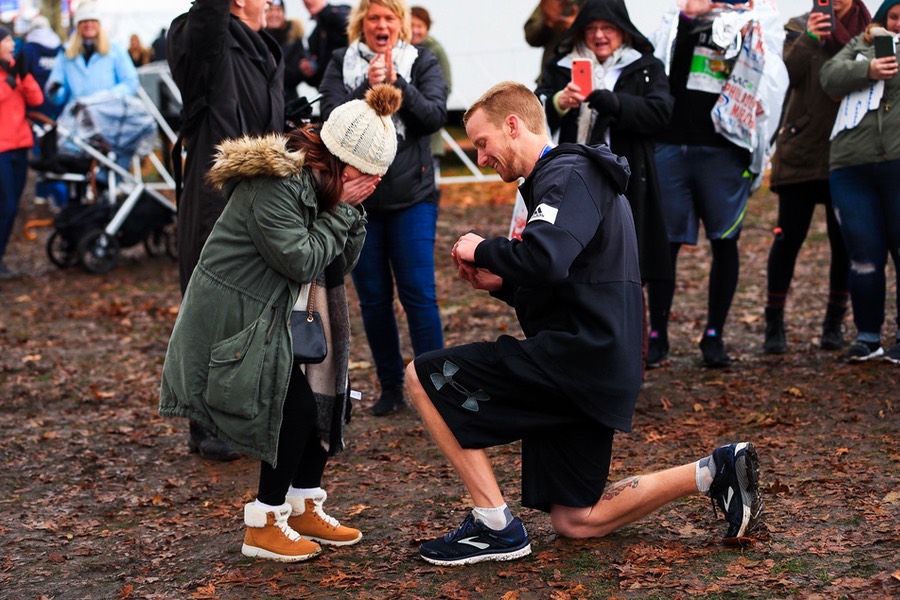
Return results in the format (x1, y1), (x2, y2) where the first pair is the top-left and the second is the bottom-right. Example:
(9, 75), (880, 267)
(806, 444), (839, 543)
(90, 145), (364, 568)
(0, 181), (897, 599)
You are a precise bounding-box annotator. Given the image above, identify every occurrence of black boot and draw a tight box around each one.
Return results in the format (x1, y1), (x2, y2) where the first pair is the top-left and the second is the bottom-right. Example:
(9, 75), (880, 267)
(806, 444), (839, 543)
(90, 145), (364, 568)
(763, 307), (786, 354)
(821, 304), (847, 350)
(646, 330), (669, 368)
(188, 421), (241, 461)
(370, 383), (405, 416)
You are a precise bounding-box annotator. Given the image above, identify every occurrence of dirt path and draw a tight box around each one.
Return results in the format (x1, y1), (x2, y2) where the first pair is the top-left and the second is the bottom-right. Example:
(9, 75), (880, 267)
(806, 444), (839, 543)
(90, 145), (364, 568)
(0, 184), (897, 599)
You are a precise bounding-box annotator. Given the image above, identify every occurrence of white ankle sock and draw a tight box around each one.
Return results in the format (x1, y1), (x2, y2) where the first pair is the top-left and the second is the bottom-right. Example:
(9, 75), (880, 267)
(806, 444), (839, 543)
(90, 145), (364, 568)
(472, 504), (513, 530)
(695, 455), (716, 494)
(253, 499), (283, 511)
(286, 486), (325, 499)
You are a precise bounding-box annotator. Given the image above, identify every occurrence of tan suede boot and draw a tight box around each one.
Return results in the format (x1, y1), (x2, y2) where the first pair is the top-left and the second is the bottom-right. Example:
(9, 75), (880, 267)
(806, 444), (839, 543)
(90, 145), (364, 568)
(286, 489), (363, 546)
(241, 502), (322, 562)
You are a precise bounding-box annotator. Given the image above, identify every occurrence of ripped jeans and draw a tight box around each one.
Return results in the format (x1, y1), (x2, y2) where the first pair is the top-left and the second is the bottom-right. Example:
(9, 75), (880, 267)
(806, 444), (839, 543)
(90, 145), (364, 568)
(830, 160), (900, 342)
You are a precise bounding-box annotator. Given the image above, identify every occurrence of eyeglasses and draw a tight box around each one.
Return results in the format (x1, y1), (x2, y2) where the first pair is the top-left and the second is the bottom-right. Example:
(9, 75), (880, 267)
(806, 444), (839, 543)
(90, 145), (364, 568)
(585, 24), (619, 37)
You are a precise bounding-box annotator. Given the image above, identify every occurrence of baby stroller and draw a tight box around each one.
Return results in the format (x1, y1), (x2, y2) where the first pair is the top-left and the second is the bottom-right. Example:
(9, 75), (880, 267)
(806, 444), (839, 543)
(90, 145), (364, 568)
(28, 90), (178, 274)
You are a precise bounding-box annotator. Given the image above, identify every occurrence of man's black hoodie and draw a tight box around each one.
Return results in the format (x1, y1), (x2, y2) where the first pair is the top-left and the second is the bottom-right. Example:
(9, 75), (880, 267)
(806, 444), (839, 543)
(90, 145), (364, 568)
(474, 143), (643, 432)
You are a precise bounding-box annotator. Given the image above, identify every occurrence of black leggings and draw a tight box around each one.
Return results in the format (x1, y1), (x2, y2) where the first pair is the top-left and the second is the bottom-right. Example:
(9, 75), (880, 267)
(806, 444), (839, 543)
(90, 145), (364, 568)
(766, 181), (849, 310)
(257, 366), (329, 506)
(648, 238), (740, 336)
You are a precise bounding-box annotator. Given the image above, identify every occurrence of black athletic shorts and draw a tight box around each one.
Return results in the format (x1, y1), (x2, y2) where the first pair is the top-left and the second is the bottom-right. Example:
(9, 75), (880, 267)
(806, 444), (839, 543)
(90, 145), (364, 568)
(413, 335), (615, 512)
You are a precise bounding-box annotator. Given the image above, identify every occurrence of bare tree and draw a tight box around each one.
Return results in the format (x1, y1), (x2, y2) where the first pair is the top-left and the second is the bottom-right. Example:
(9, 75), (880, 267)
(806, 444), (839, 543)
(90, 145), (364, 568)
(41, 0), (64, 38)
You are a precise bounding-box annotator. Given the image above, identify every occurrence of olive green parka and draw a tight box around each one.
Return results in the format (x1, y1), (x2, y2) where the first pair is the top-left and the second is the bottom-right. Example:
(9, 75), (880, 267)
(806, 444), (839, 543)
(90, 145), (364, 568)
(820, 29), (900, 170)
(159, 134), (366, 466)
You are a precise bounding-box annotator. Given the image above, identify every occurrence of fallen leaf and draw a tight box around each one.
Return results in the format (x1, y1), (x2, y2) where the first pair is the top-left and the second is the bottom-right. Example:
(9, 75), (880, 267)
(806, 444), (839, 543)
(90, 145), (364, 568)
(346, 504), (370, 517)
(882, 491), (900, 505)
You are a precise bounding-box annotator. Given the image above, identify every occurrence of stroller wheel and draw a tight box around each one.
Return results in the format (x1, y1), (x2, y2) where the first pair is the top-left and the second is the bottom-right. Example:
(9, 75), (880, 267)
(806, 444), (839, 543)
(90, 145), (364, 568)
(144, 225), (176, 260)
(144, 228), (166, 257)
(78, 229), (120, 274)
(46, 231), (80, 269)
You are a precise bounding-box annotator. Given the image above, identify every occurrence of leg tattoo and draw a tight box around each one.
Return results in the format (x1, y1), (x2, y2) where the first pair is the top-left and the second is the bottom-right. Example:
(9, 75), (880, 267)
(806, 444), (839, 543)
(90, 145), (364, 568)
(602, 476), (641, 502)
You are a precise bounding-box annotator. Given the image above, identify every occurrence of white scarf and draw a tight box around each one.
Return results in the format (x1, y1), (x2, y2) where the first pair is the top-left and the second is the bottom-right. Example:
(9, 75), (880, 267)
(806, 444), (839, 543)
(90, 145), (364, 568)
(342, 40), (418, 139)
(570, 42), (630, 144)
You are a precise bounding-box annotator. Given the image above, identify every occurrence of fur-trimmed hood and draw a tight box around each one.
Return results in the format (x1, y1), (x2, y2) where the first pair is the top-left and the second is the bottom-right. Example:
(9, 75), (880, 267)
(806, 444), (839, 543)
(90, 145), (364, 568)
(206, 134), (306, 191)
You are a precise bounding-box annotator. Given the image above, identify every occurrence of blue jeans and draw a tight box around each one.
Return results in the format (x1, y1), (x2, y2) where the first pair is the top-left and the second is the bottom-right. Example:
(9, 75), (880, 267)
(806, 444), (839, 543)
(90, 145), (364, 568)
(0, 148), (29, 260)
(352, 202), (443, 385)
(830, 160), (900, 342)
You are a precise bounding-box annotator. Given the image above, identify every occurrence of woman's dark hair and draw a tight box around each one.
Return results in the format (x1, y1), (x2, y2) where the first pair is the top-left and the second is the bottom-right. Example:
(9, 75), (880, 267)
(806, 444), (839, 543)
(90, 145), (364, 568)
(285, 124), (344, 212)
(411, 6), (431, 29)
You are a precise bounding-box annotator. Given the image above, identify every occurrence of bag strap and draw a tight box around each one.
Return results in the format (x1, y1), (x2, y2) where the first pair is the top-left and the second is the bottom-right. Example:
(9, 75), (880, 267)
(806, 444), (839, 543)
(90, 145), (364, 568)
(306, 280), (317, 322)
(291, 279), (318, 317)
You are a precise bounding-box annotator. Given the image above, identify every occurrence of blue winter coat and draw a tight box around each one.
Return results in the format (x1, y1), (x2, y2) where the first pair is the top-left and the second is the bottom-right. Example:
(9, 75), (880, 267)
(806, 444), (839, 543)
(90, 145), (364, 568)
(45, 42), (139, 107)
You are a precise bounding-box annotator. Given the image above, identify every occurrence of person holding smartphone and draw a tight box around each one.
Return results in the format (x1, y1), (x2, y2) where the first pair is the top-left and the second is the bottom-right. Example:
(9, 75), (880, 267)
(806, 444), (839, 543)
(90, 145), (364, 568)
(763, 0), (871, 355)
(536, 0), (675, 299)
(819, 0), (900, 364)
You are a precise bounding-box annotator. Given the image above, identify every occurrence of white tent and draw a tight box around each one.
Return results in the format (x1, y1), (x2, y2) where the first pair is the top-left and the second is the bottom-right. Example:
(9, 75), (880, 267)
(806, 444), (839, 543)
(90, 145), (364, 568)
(8, 0), (884, 110)
(93, 0), (547, 111)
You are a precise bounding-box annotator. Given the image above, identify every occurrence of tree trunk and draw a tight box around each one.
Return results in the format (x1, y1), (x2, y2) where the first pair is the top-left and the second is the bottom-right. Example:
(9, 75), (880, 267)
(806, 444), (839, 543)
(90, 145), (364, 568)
(41, 0), (64, 40)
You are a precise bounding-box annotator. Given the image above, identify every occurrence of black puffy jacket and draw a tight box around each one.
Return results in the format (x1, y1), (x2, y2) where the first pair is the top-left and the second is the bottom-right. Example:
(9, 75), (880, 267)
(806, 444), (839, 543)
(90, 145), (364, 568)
(319, 45), (447, 212)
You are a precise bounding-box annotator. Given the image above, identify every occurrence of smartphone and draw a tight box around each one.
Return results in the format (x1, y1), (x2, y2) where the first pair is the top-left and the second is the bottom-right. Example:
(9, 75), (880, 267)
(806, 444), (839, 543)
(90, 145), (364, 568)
(874, 35), (895, 59)
(811, 0), (835, 34)
(571, 59), (592, 94)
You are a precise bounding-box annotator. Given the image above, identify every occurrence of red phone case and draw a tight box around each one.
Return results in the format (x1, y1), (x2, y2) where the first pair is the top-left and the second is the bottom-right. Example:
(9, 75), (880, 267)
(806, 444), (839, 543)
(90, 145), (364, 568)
(571, 59), (593, 94)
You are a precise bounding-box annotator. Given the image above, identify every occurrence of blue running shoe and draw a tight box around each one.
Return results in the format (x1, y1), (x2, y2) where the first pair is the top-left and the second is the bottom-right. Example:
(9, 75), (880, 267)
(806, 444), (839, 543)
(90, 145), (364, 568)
(419, 513), (532, 566)
(707, 442), (762, 544)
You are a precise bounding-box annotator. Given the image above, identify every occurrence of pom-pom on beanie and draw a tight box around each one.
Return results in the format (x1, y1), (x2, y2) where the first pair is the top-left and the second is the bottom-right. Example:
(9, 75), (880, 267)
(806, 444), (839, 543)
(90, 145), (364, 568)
(321, 84), (403, 176)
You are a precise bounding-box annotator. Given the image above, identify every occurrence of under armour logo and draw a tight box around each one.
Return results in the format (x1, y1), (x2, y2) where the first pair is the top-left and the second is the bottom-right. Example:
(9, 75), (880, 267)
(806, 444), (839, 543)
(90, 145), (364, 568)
(430, 361), (490, 412)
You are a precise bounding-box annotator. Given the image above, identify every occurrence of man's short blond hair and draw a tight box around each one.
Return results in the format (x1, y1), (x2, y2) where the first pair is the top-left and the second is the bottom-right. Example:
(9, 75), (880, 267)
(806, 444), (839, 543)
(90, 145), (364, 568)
(463, 81), (546, 135)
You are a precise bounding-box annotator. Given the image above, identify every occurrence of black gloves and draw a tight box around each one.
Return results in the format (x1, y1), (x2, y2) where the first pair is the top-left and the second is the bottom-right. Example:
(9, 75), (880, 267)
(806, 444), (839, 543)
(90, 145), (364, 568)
(1, 60), (15, 89)
(585, 89), (621, 116)
(14, 49), (28, 79)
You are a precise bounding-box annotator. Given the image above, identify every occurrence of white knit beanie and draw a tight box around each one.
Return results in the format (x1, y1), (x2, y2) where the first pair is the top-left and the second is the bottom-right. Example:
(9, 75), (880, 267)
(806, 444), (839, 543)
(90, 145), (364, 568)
(75, 1), (102, 25)
(321, 84), (403, 176)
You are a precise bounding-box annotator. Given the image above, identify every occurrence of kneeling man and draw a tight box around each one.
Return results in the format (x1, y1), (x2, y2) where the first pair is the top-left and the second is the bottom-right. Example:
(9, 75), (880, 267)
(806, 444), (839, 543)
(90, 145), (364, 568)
(406, 81), (762, 566)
